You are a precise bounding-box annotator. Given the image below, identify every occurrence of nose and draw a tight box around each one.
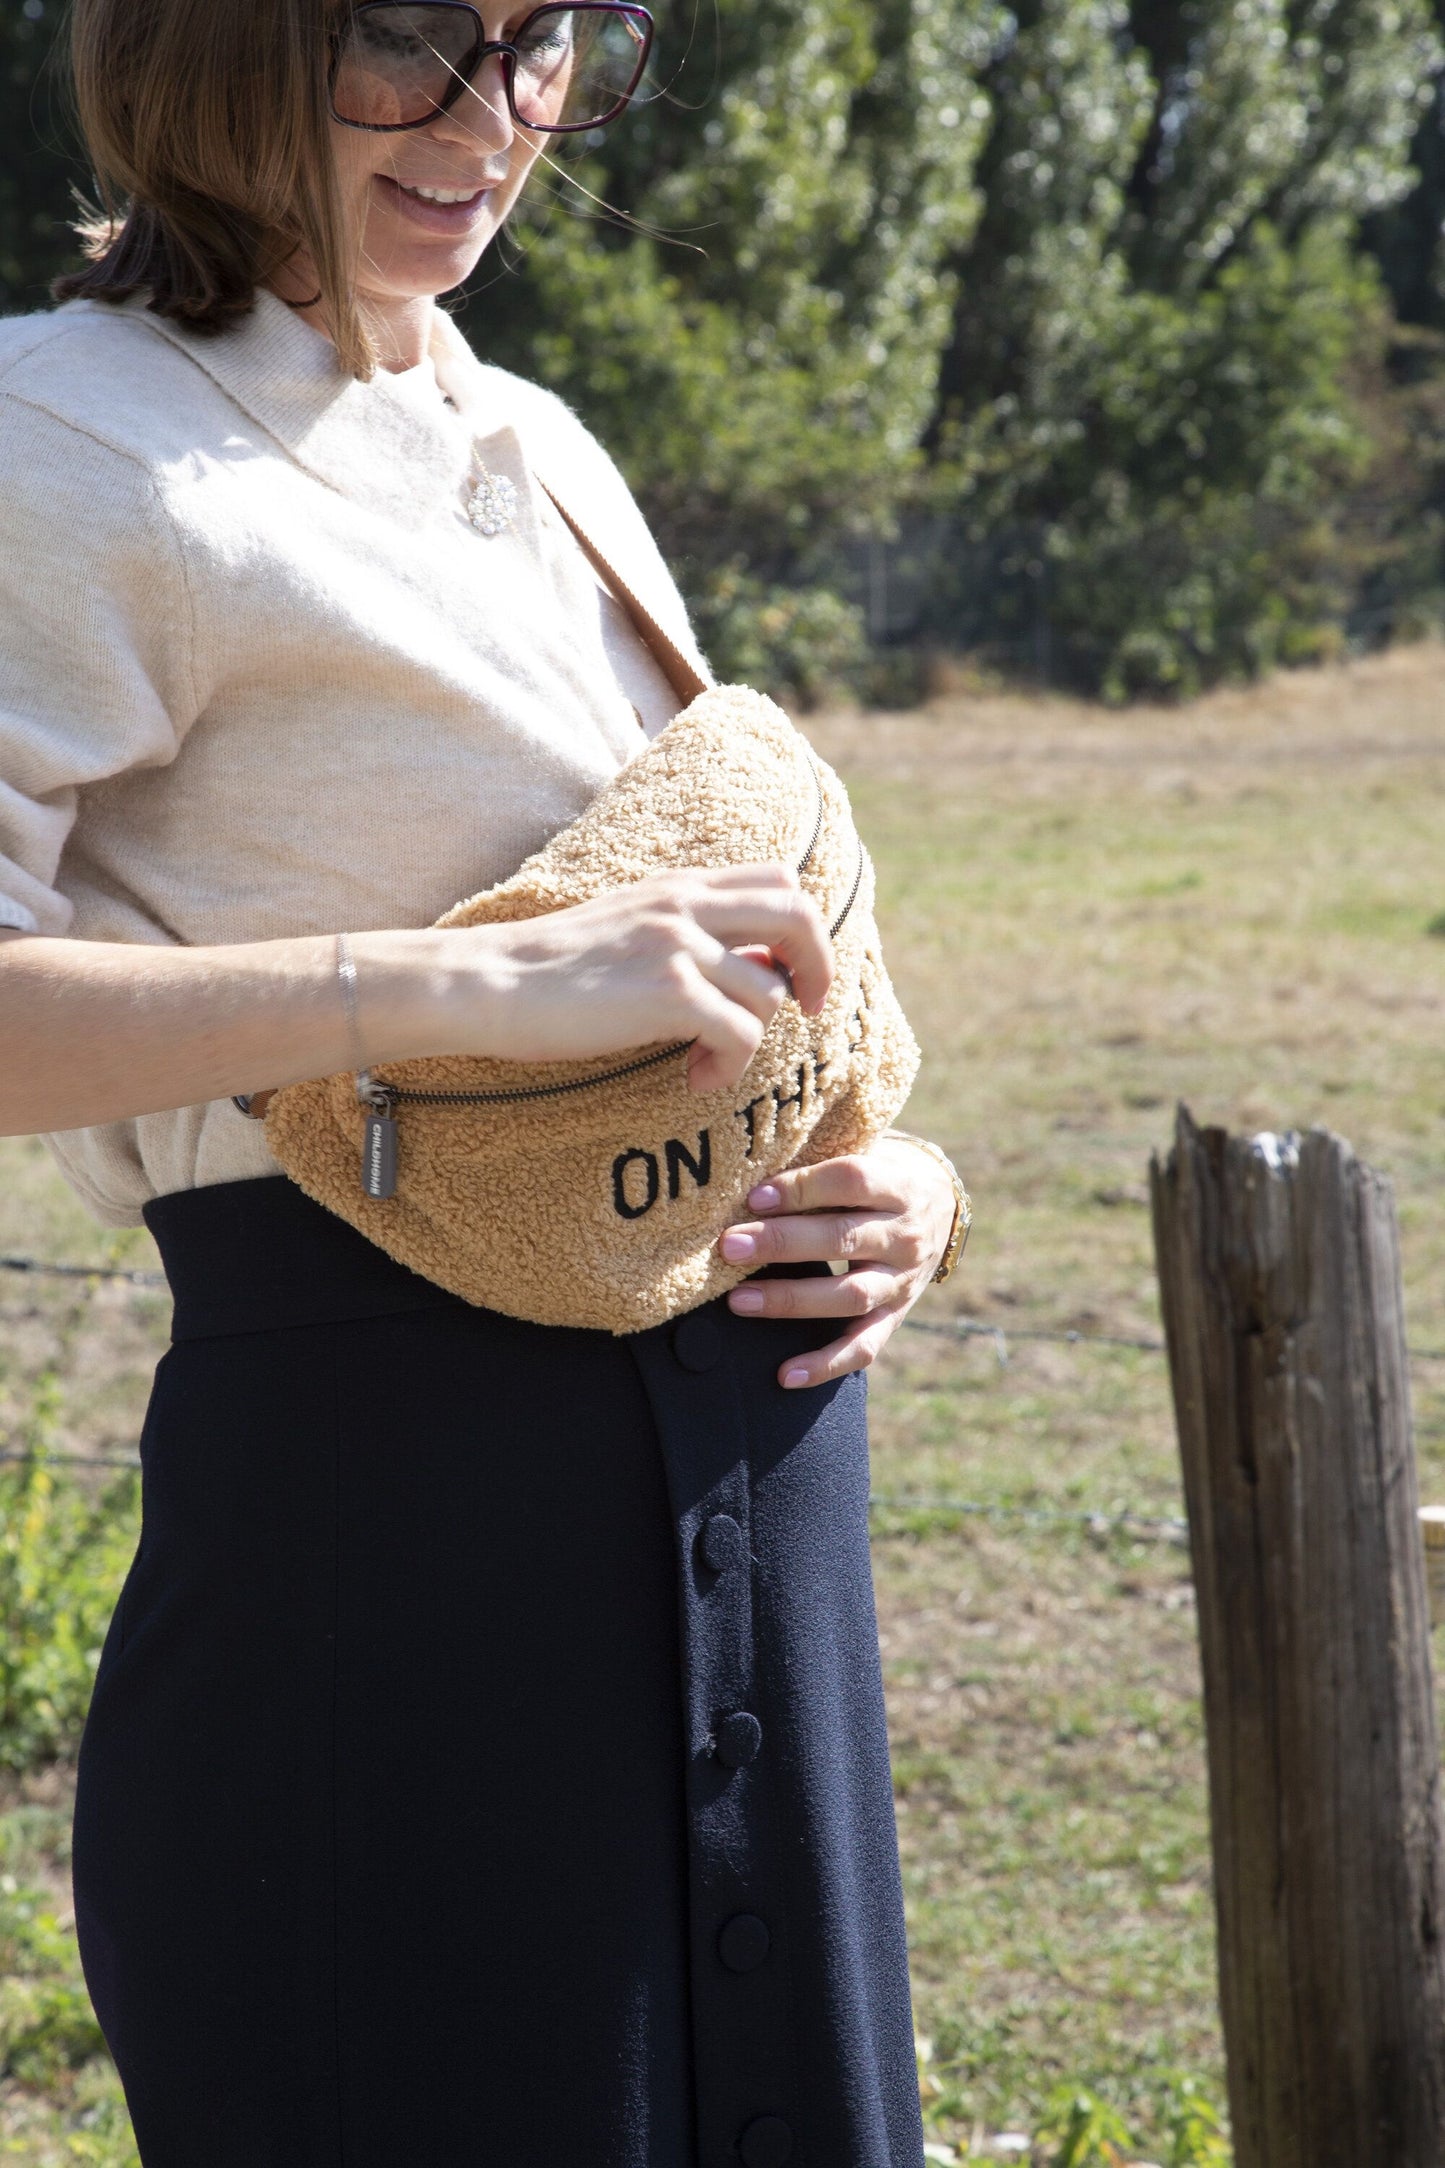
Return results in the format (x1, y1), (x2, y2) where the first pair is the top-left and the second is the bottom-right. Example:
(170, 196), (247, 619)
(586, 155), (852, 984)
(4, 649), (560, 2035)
(429, 52), (516, 158)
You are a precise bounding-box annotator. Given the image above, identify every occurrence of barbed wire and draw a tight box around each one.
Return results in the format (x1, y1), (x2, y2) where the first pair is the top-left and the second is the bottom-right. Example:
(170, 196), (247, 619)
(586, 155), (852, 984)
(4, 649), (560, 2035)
(969, 1322), (1166, 1352)
(0, 1442), (1192, 1539)
(904, 1314), (1445, 1365)
(868, 1492), (1189, 1542)
(0, 1254), (165, 1288)
(905, 1316), (1167, 1360)
(2, 1251), (1445, 1364)
(8, 1445), (1445, 1552)
(0, 1449), (138, 1471)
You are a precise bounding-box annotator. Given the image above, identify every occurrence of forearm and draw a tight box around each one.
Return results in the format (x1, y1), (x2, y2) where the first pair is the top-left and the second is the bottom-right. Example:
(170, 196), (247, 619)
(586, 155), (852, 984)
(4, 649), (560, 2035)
(0, 927), (464, 1136)
(0, 864), (834, 1136)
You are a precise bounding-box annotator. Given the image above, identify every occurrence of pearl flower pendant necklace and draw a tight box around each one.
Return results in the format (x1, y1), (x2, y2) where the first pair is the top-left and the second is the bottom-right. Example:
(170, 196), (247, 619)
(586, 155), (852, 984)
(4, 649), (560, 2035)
(466, 462), (519, 538)
(437, 384), (519, 538)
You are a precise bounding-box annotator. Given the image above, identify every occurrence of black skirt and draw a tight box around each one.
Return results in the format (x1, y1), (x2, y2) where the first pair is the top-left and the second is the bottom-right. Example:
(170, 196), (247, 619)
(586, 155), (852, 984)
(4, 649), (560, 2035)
(72, 1176), (924, 2168)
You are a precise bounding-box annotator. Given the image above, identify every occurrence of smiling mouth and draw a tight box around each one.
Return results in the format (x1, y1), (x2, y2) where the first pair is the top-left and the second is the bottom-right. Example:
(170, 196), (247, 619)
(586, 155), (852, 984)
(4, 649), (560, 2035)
(395, 181), (490, 204)
(375, 172), (503, 229)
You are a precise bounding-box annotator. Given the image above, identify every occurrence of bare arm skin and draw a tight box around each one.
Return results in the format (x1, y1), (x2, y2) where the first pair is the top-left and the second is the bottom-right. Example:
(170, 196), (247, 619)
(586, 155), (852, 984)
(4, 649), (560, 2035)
(1, 864), (957, 1400)
(0, 865), (832, 1137)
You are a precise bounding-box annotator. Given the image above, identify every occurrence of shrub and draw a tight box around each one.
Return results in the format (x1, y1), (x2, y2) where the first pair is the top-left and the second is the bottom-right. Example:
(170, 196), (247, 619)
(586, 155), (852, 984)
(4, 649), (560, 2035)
(0, 1378), (140, 1773)
(1034, 2084), (1136, 2166)
(690, 562), (869, 708)
(1158, 2071), (1231, 2167)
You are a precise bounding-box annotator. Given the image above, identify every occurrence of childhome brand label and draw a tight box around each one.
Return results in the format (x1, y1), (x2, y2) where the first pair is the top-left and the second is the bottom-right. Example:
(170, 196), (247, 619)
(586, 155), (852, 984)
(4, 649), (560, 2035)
(363, 1112), (398, 1200)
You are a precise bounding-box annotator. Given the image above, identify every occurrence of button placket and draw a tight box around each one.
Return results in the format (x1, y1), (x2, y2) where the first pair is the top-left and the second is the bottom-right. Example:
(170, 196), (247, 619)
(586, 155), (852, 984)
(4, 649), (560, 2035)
(629, 1314), (798, 2168)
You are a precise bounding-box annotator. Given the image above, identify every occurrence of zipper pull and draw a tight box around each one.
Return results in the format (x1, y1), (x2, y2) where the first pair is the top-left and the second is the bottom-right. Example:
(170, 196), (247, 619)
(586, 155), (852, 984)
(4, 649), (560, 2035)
(357, 1077), (397, 1200)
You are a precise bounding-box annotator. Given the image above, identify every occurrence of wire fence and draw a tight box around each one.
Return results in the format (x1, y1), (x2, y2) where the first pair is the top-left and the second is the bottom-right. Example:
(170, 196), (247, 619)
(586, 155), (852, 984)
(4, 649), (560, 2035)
(0, 1436), (1199, 1543)
(0, 1442), (1197, 1542)
(0, 1253), (166, 1288)
(2, 1250), (1442, 1536)
(5, 1249), (1444, 1361)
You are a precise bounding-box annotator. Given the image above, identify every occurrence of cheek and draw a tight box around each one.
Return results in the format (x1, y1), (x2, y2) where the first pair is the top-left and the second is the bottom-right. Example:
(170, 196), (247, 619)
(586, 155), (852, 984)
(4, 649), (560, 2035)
(328, 125), (387, 241)
(496, 131), (548, 217)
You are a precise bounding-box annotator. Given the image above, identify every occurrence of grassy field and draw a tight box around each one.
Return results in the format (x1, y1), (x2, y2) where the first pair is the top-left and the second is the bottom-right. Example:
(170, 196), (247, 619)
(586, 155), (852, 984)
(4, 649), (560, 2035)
(2, 642), (1445, 2161)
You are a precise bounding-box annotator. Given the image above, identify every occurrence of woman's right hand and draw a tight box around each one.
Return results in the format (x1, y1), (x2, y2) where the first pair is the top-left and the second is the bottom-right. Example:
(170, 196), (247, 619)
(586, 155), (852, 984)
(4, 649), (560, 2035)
(0, 865), (832, 1136)
(430, 864), (834, 1095)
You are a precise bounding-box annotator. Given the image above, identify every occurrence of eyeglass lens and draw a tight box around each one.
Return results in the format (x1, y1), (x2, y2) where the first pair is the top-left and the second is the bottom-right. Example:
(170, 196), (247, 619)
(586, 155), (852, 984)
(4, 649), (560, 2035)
(332, 4), (650, 132)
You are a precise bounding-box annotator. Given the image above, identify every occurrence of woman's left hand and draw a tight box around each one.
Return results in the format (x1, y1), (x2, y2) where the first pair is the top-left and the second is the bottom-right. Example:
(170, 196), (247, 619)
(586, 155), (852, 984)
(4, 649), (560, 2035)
(717, 1134), (959, 1389)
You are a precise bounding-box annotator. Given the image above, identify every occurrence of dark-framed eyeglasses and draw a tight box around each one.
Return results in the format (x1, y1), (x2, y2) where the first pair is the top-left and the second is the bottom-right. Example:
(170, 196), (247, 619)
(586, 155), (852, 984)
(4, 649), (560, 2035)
(329, 1), (654, 135)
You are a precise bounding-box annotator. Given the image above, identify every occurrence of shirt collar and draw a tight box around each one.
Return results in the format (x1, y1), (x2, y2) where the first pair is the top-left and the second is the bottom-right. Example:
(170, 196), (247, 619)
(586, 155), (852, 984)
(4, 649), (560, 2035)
(97, 287), (710, 689)
(105, 287), (529, 536)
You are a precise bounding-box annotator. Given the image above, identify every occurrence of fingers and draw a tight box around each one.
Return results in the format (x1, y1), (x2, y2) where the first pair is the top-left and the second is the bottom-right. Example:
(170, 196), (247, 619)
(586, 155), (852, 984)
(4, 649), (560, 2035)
(682, 866), (833, 1015)
(683, 944), (791, 1092)
(678, 963), (774, 1093)
(700, 943), (792, 1028)
(718, 1207), (925, 1274)
(774, 1300), (909, 1391)
(482, 861), (831, 1085)
(743, 1152), (909, 1220)
(726, 1266), (903, 1320)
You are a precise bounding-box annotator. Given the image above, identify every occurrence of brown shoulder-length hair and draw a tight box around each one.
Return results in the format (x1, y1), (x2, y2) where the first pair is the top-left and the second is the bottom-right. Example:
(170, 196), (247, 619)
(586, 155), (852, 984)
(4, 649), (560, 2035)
(55, 0), (374, 377)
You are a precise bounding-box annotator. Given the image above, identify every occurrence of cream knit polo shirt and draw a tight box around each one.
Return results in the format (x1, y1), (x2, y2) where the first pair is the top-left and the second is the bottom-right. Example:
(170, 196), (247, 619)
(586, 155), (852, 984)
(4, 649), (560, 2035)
(0, 290), (710, 1224)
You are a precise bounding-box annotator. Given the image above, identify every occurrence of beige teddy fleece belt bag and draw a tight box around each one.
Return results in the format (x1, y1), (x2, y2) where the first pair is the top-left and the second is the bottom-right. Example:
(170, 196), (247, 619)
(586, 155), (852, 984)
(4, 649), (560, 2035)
(259, 502), (921, 1334)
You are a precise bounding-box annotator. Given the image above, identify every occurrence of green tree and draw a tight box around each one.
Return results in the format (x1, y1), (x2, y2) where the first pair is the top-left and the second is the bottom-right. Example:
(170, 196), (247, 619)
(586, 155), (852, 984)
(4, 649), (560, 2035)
(0, 0), (86, 314)
(929, 0), (1443, 696)
(1364, 0), (1445, 326)
(7, 0), (1444, 700)
(464, 0), (1005, 688)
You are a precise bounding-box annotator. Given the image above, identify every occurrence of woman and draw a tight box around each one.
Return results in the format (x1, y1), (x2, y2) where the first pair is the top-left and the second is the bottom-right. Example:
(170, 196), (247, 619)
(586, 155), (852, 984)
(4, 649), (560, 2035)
(0, 3), (963, 2162)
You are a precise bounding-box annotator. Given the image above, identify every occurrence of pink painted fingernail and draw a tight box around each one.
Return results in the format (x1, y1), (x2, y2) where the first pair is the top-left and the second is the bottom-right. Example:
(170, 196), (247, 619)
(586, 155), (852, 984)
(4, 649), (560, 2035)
(720, 1230), (757, 1261)
(729, 1288), (766, 1313)
(782, 1367), (810, 1389)
(749, 1184), (782, 1211)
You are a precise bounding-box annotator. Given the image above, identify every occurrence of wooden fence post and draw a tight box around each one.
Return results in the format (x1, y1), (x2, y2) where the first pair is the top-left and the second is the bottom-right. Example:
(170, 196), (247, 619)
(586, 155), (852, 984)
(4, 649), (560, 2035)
(1150, 1107), (1445, 2167)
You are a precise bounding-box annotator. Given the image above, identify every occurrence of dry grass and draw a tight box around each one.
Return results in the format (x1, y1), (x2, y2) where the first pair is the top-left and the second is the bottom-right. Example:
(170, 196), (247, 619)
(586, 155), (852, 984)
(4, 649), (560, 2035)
(3, 640), (1445, 2156)
(805, 640), (1445, 2142)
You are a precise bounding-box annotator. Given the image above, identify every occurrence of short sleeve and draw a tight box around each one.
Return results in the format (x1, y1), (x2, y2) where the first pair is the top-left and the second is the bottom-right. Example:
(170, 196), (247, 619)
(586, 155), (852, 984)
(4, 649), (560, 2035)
(0, 394), (198, 935)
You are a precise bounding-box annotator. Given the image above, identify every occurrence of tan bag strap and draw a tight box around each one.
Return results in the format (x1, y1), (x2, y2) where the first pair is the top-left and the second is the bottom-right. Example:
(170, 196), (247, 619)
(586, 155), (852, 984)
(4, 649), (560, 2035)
(239, 483), (705, 1127)
(536, 477), (709, 706)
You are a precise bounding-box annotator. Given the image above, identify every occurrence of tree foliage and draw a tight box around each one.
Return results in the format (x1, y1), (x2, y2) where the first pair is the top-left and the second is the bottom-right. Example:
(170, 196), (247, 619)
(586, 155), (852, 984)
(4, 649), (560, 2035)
(464, 0), (1005, 679)
(929, 0), (1442, 694)
(476, 0), (1445, 695)
(1366, 0), (1445, 326)
(3, 0), (1445, 698)
(0, 0), (85, 316)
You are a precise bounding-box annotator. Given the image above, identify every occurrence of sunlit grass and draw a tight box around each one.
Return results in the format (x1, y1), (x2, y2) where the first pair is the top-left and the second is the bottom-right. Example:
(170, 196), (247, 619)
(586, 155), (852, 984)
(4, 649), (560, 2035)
(813, 641), (1445, 2145)
(2, 642), (1445, 2157)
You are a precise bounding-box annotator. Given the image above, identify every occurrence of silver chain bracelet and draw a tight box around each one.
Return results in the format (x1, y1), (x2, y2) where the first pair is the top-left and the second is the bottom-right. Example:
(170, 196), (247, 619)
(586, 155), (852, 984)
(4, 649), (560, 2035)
(335, 931), (373, 1105)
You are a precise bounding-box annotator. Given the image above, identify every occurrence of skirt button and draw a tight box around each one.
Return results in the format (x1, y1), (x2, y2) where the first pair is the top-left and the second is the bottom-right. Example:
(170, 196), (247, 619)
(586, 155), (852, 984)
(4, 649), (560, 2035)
(713, 1711), (762, 1768)
(739, 2115), (793, 2167)
(717, 1912), (771, 1973)
(698, 1512), (747, 1574)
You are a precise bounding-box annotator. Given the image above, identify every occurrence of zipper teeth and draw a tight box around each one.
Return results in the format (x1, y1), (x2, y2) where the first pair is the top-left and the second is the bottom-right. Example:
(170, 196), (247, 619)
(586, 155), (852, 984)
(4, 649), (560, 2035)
(376, 762), (838, 1112)
(383, 1039), (691, 1108)
(797, 762), (825, 876)
(830, 842), (864, 940)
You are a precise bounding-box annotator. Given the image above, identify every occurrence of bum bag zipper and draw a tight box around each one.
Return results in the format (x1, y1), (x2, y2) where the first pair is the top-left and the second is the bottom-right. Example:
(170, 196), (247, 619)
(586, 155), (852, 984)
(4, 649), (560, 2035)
(356, 762), (858, 1200)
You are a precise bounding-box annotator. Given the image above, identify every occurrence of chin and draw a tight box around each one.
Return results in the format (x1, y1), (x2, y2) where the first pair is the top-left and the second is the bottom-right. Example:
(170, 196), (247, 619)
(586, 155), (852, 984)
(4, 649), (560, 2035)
(364, 241), (498, 301)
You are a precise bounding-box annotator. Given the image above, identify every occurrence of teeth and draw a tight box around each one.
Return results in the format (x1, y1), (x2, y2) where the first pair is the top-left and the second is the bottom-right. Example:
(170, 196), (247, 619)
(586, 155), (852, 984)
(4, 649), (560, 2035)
(400, 183), (479, 204)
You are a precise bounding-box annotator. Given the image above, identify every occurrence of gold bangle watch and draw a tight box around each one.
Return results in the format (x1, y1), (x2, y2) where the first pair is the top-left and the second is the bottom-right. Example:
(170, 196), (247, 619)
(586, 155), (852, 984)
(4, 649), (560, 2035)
(885, 1130), (972, 1284)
